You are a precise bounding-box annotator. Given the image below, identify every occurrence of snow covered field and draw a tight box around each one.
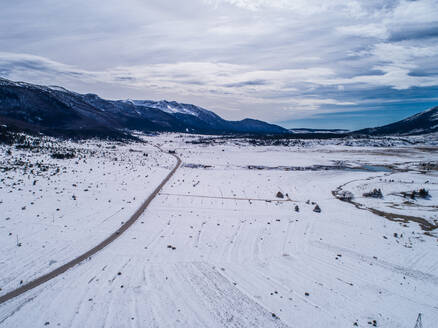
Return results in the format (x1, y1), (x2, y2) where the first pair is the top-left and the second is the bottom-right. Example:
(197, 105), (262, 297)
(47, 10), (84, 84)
(0, 137), (175, 296)
(1, 133), (437, 327)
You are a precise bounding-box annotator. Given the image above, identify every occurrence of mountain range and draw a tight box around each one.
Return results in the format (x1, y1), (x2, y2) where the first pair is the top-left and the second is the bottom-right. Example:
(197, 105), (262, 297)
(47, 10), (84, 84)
(0, 78), (287, 138)
(0, 77), (437, 139)
(355, 106), (438, 136)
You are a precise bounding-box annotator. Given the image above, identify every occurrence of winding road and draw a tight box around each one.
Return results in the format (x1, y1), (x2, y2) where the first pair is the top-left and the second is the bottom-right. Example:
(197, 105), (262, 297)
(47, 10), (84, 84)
(0, 148), (181, 305)
(332, 174), (438, 232)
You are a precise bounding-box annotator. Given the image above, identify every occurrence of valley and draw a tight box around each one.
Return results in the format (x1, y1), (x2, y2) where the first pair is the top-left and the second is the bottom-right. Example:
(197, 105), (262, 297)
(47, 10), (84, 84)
(1, 133), (437, 327)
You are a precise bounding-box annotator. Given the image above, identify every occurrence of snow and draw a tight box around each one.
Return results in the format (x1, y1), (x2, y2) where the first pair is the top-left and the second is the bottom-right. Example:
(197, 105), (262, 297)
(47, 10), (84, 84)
(47, 86), (69, 92)
(0, 138), (174, 296)
(338, 171), (437, 226)
(129, 100), (203, 118)
(1, 133), (438, 328)
(404, 106), (438, 123)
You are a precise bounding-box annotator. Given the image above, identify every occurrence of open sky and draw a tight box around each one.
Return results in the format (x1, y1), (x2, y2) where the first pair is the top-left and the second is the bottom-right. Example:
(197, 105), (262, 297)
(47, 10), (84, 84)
(1, 0), (438, 130)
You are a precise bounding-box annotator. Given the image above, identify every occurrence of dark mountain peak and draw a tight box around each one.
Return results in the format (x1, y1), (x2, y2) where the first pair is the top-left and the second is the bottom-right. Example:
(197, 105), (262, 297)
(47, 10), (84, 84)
(83, 93), (100, 99)
(354, 106), (438, 136)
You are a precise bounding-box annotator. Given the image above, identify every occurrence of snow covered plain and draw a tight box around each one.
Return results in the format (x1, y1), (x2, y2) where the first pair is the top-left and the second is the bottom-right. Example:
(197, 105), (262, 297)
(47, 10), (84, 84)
(0, 136), (174, 296)
(1, 133), (438, 327)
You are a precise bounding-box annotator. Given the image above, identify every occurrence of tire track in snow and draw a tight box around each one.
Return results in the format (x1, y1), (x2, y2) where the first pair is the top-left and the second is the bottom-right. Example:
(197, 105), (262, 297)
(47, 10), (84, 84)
(311, 240), (438, 285)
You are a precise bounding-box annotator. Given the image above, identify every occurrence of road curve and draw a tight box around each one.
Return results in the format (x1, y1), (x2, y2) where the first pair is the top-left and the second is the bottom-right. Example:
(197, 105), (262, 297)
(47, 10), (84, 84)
(0, 149), (181, 305)
(332, 177), (437, 232)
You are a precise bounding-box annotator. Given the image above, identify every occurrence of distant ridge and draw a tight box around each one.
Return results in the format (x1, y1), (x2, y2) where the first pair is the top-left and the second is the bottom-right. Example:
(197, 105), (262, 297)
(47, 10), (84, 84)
(0, 77), (288, 138)
(354, 106), (438, 136)
(2, 77), (437, 139)
(289, 128), (349, 134)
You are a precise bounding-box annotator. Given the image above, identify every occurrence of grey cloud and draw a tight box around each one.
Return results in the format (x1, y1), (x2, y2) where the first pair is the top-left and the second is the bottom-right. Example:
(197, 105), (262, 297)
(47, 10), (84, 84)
(0, 0), (438, 128)
(180, 80), (205, 85)
(0, 54), (89, 79)
(114, 76), (136, 82)
(224, 80), (268, 88)
(389, 23), (438, 41)
(408, 69), (438, 77)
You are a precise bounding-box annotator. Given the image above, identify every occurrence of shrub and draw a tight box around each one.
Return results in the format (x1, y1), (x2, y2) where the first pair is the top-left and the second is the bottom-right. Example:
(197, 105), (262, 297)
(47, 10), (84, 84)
(51, 152), (75, 159)
(363, 188), (383, 198)
(418, 188), (429, 198)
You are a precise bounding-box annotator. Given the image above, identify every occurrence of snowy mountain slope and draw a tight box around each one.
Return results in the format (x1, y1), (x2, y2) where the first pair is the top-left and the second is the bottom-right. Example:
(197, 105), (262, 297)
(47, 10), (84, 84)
(130, 99), (220, 120)
(0, 78), (288, 137)
(127, 99), (288, 134)
(0, 78), (132, 138)
(354, 106), (438, 136)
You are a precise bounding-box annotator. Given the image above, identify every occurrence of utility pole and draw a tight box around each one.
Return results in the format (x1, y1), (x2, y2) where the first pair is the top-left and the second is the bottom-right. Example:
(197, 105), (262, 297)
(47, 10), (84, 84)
(414, 313), (423, 328)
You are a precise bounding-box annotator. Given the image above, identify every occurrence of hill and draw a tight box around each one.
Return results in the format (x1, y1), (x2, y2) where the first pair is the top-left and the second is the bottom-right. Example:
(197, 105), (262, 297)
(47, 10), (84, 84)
(0, 78), (287, 138)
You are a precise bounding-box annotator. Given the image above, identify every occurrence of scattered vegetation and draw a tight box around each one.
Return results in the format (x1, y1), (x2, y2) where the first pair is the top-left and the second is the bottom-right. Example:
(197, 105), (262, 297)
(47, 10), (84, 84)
(363, 188), (383, 198)
(401, 188), (430, 200)
(51, 152), (75, 159)
(419, 162), (438, 171)
(338, 190), (354, 201)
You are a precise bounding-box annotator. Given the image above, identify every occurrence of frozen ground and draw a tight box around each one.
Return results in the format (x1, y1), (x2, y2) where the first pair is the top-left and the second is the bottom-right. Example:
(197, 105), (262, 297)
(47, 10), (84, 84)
(1, 133), (438, 327)
(0, 136), (174, 295)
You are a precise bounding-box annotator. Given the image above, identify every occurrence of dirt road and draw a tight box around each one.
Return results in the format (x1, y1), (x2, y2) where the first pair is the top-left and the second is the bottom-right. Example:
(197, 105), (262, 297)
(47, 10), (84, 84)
(0, 149), (181, 305)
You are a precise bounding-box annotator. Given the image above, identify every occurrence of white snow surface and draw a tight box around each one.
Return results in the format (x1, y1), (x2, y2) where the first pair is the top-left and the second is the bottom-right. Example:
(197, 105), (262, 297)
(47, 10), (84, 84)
(1, 133), (438, 328)
(127, 100), (204, 118)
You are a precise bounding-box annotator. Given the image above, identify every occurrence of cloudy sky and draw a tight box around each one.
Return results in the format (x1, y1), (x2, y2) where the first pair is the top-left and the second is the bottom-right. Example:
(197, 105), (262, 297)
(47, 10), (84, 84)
(1, 0), (438, 129)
